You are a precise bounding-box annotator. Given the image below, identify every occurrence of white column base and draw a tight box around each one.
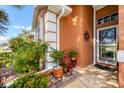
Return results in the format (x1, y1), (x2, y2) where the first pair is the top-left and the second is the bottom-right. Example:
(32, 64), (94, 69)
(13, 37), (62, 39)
(45, 62), (57, 69)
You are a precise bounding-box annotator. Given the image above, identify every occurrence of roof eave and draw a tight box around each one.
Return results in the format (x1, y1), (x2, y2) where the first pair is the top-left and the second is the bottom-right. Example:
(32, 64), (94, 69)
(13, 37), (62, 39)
(31, 5), (72, 32)
(31, 5), (47, 32)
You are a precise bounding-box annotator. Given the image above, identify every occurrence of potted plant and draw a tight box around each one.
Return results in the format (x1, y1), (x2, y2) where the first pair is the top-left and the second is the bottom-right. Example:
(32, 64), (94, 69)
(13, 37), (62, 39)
(60, 50), (68, 73)
(60, 62), (67, 73)
(67, 62), (73, 76)
(50, 49), (64, 78)
(68, 49), (78, 67)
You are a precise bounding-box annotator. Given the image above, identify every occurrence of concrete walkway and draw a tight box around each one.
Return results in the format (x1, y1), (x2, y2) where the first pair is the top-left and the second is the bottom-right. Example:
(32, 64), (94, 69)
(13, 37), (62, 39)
(63, 65), (118, 88)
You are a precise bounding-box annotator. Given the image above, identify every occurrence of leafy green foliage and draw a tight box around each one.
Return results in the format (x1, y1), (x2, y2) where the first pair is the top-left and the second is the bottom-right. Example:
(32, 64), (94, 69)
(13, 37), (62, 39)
(0, 61), (3, 68)
(0, 52), (11, 58)
(0, 52), (11, 69)
(68, 49), (78, 58)
(50, 49), (64, 63)
(0, 8), (9, 34)
(10, 73), (49, 88)
(9, 37), (48, 73)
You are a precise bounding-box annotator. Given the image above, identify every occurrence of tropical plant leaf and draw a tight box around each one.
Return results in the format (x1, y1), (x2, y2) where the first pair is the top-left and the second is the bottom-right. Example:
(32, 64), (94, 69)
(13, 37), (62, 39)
(0, 9), (9, 34)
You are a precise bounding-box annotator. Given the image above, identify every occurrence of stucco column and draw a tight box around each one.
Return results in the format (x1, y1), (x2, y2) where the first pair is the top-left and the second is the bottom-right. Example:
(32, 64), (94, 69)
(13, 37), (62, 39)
(44, 10), (57, 69)
(119, 5), (124, 87)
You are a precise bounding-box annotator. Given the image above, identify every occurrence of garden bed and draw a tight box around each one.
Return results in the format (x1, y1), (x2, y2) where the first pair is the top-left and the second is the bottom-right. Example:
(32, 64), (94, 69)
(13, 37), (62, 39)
(1, 68), (78, 88)
(49, 71), (78, 88)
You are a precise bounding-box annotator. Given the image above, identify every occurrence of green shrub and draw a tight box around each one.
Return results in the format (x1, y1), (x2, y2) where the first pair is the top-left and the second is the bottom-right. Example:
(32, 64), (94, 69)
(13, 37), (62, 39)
(10, 73), (49, 88)
(9, 37), (48, 74)
(0, 57), (7, 61)
(0, 52), (11, 61)
(0, 52), (11, 70)
(0, 61), (3, 68)
(0, 52), (11, 57)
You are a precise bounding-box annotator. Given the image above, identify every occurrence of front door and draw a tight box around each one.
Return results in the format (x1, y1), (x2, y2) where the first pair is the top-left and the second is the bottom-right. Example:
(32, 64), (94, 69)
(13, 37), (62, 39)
(97, 25), (118, 65)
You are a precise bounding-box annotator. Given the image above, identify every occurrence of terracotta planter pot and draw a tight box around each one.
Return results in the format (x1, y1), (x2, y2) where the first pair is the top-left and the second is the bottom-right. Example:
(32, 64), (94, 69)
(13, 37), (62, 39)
(71, 57), (77, 61)
(63, 66), (68, 73)
(53, 66), (63, 78)
(71, 57), (77, 67)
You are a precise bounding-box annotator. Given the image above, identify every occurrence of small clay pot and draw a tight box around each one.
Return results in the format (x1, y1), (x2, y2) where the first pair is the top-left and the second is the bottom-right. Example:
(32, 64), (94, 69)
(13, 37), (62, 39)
(53, 66), (63, 78)
(71, 57), (77, 67)
(63, 67), (68, 73)
(71, 57), (77, 61)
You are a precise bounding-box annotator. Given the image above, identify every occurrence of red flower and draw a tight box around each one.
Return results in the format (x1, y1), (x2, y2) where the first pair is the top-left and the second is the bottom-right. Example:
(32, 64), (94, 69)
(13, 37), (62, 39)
(67, 63), (73, 69)
(64, 56), (67, 59)
(61, 50), (68, 62)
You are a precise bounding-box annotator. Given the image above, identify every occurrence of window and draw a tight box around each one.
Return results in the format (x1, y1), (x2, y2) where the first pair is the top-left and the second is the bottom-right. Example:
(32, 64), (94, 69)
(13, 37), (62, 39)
(99, 28), (116, 44)
(99, 46), (116, 60)
(97, 27), (117, 65)
(111, 12), (118, 21)
(37, 25), (40, 41)
(104, 16), (110, 23)
(97, 12), (118, 25)
(39, 17), (43, 41)
(34, 24), (40, 42)
(34, 17), (44, 42)
(97, 18), (104, 25)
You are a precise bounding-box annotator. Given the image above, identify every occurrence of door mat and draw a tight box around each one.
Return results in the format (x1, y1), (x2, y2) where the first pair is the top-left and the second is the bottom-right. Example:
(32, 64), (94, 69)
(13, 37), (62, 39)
(94, 64), (117, 72)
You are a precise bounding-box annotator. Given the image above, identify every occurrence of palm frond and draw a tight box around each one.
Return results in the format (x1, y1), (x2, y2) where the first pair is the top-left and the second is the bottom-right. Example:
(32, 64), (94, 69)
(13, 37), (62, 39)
(0, 9), (9, 34)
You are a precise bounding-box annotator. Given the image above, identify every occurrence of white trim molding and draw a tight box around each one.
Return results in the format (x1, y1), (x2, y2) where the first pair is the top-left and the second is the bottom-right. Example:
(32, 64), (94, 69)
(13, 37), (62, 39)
(93, 5), (107, 64)
(93, 5), (107, 11)
(117, 50), (124, 63)
(93, 8), (96, 64)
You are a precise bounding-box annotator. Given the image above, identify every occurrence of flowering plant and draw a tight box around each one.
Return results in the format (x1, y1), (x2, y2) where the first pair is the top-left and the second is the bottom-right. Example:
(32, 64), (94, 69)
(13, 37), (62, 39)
(60, 50), (68, 67)
(67, 63), (73, 69)
(61, 55), (67, 63)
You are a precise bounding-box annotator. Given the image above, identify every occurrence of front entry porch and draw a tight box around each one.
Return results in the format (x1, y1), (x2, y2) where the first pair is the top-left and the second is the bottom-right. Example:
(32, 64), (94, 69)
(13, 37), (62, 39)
(62, 64), (118, 88)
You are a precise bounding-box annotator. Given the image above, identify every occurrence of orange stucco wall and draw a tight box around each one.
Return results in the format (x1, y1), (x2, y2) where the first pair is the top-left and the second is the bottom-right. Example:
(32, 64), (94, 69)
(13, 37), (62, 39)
(96, 5), (118, 28)
(119, 5), (124, 87)
(60, 5), (93, 68)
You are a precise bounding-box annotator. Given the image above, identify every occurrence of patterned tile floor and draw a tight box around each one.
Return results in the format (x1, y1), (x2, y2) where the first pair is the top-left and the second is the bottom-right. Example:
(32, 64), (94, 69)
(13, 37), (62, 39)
(63, 64), (118, 88)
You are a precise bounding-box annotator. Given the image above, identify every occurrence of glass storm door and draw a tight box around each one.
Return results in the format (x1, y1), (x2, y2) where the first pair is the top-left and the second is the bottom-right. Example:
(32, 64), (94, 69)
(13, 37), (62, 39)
(97, 26), (118, 65)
